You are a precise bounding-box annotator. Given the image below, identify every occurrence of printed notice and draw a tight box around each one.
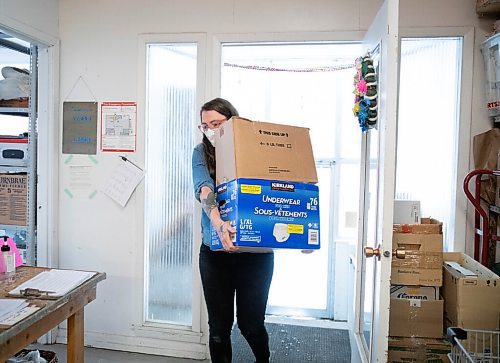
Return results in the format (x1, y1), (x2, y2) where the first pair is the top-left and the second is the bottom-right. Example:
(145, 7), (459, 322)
(100, 102), (137, 152)
(101, 157), (144, 207)
(62, 155), (98, 200)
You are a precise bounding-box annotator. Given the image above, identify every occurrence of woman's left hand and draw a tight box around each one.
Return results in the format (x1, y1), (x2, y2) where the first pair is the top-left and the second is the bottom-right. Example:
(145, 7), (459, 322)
(217, 221), (239, 252)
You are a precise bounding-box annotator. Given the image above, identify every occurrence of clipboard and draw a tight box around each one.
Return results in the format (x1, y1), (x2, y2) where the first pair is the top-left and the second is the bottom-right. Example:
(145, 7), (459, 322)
(7, 269), (97, 299)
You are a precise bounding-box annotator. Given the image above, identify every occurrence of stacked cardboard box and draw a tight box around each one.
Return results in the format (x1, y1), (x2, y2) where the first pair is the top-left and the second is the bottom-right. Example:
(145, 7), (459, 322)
(442, 252), (500, 330)
(211, 117), (320, 251)
(388, 218), (449, 361)
(388, 336), (451, 363)
(391, 218), (443, 287)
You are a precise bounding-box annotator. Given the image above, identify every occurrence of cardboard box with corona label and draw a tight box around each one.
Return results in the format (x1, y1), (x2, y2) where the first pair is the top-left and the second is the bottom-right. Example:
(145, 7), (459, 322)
(391, 218), (443, 286)
(0, 173), (27, 225)
(442, 252), (500, 330)
(389, 284), (444, 338)
(215, 117), (318, 185)
(211, 178), (320, 251)
(390, 285), (439, 300)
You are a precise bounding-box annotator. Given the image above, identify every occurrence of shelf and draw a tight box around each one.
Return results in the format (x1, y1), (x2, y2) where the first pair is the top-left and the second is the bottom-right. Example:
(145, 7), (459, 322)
(0, 224), (27, 232)
(0, 166), (28, 173)
(0, 107), (28, 117)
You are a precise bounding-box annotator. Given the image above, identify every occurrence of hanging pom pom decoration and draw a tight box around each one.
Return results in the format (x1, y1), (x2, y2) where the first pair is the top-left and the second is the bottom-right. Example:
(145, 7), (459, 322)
(353, 55), (378, 131)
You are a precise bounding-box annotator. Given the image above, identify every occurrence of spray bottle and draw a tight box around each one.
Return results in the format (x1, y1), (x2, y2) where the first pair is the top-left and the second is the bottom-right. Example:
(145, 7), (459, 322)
(1, 235), (15, 274)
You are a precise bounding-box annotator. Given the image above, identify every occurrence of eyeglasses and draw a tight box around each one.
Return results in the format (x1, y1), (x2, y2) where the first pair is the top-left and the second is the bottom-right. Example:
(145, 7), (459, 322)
(197, 118), (227, 133)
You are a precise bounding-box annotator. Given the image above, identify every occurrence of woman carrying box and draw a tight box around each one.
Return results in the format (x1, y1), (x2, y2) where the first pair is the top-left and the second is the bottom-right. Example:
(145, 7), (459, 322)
(192, 98), (275, 363)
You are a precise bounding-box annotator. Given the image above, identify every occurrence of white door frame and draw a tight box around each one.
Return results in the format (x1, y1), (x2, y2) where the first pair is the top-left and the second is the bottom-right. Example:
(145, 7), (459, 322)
(133, 33), (208, 359)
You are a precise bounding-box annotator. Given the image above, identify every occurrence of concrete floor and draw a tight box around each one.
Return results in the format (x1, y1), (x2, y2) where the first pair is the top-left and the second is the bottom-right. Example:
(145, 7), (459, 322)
(27, 343), (210, 363)
(25, 317), (348, 363)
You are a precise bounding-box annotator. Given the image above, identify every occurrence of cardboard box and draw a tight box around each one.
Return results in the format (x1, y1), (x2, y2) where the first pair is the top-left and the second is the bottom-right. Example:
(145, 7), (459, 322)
(477, 0), (500, 14)
(442, 252), (500, 330)
(391, 219), (443, 286)
(389, 297), (444, 338)
(215, 117), (318, 185)
(0, 173), (27, 226)
(390, 285), (439, 300)
(393, 200), (420, 224)
(211, 178), (320, 251)
(496, 149), (500, 207)
(388, 336), (451, 363)
(393, 217), (442, 234)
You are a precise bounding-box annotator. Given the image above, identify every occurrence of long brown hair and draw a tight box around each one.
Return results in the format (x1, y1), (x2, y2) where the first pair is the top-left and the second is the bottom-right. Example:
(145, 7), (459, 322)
(199, 98), (239, 180)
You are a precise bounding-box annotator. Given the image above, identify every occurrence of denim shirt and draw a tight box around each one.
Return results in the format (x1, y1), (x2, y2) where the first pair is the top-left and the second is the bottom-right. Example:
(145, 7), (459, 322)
(192, 143), (215, 247)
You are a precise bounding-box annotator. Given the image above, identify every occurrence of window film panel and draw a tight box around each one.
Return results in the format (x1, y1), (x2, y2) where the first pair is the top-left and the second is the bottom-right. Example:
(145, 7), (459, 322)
(396, 37), (462, 251)
(145, 43), (197, 325)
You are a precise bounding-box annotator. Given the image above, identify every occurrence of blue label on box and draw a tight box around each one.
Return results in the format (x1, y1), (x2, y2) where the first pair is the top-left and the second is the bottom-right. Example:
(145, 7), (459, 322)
(211, 178), (320, 250)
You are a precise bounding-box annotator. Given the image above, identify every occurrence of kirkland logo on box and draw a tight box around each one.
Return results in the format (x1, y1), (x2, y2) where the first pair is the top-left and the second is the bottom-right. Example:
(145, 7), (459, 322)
(211, 178), (320, 250)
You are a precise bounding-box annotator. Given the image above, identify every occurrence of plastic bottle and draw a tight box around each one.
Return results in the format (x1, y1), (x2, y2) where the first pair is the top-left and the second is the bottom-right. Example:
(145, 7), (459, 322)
(1, 236), (15, 274)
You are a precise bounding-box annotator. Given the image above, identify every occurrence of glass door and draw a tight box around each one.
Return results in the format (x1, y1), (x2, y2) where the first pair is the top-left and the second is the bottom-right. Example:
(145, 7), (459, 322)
(352, 0), (400, 361)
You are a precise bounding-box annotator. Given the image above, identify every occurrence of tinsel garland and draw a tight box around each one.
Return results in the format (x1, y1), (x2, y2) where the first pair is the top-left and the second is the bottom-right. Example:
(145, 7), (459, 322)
(353, 55), (378, 131)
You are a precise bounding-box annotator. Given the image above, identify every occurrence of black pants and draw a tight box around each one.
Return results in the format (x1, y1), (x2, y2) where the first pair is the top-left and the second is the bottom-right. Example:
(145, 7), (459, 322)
(199, 244), (274, 363)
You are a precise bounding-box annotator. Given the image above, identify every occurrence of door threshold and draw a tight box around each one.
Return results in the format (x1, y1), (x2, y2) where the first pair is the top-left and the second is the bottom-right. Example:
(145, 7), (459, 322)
(265, 314), (349, 330)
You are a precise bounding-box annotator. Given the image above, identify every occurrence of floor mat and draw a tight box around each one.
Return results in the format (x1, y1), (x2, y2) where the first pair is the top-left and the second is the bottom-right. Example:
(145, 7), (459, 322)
(231, 322), (351, 363)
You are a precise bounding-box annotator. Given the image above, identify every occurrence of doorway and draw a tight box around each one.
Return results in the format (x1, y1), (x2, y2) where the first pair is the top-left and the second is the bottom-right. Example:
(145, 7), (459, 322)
(219, 35), (464, 324)
(220, 41), (363, 320)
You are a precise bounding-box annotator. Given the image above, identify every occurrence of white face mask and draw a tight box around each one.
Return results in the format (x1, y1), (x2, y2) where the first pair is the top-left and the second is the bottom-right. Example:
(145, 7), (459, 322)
(204, 128), (217, 147)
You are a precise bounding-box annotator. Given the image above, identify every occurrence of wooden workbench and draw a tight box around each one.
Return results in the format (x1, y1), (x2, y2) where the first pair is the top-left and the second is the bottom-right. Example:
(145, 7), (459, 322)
(0, 266), (106, 362)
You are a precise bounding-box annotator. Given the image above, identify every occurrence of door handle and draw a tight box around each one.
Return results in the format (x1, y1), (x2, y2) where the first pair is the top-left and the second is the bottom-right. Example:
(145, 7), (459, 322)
(364, 246), (380, 258)
(393, 249), (406, 259)
(364, 245), (381, 260)
(364, 245), (392, 260)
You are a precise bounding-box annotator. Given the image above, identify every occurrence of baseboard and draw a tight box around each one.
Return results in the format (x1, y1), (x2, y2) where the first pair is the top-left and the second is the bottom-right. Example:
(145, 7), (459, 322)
(55, 328), (208, 360)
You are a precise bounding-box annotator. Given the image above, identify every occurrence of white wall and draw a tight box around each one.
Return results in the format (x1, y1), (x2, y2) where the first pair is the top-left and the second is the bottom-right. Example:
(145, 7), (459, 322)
(0, 0), (58, 42)
(55, 0), (494, 356)
(1, 0), (495, 357)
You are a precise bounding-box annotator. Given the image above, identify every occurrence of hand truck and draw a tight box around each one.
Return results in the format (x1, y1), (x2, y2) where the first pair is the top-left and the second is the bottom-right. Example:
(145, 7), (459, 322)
(447, 327), (500, 362)
(463, 169), (500, 267)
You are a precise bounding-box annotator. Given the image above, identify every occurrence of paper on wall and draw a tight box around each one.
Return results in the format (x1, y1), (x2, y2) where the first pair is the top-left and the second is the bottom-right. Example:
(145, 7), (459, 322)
(100, 157), (144, 207)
